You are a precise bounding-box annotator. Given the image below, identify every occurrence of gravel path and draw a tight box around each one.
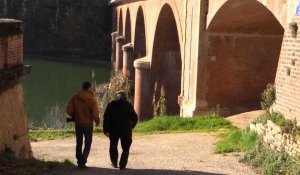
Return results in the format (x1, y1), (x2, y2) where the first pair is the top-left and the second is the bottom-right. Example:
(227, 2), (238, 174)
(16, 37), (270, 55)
(32, 133), (258, 175)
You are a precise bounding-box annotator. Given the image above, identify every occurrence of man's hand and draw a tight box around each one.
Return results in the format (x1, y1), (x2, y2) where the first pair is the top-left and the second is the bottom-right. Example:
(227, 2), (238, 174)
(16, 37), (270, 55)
(105, 132), (110, 137)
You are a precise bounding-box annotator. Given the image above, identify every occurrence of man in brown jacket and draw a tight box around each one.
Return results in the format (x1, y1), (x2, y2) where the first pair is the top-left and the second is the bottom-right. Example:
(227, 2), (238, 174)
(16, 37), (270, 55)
(66, 81), (100, 169)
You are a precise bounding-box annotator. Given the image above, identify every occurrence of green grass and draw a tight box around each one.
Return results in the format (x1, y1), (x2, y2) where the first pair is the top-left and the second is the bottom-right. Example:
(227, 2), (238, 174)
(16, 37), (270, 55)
(134, 115), (234, 134)
(29, 115), (234, 141)
(29, 129), (75, 142)
(29, 127), (103, 142)
(215, 129), (258, 153)
(241, 144), (300, 175)
(0, 152), (74, 175)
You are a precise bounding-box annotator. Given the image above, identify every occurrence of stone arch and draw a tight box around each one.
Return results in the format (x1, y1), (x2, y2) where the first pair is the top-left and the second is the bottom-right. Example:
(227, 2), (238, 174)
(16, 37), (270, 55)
(151, 3), (182, 116)
(125, 8), (131, 43)
(206, 0), (284, 115)
(206, 0), (286, 29)
(133, 6), (146, 59)
(118, 9), (123, 36)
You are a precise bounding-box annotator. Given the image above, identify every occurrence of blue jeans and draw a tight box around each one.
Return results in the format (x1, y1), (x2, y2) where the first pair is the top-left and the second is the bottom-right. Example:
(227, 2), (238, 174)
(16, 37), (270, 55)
(75, 126), (93, 166)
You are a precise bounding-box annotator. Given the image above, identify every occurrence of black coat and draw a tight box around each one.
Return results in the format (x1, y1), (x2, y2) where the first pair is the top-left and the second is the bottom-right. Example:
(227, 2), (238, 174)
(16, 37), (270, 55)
(103, 99), (138, 134)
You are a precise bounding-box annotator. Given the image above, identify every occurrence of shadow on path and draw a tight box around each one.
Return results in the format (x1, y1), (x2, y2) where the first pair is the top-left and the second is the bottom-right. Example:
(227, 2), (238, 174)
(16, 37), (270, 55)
(45, 167), (226, 175)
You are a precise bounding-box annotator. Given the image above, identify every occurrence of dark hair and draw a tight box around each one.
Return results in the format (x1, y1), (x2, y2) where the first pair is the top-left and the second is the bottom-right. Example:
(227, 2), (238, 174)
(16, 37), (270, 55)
(82, 81), (92, 90)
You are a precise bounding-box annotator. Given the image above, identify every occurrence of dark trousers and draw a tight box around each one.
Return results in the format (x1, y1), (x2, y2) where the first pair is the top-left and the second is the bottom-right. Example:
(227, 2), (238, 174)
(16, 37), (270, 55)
(75, 126), (93, 166)
(109, 131), (132, 168)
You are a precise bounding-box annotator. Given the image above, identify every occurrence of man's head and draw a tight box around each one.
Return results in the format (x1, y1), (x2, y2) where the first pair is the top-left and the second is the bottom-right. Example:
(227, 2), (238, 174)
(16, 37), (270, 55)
(82, 81), (92, 90)
(116, 90), (127, 100)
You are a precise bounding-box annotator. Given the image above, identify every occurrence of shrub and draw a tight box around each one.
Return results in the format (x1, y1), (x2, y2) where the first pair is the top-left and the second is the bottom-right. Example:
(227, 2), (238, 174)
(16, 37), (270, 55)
(241, 144), (300, 175)
(95, 72), (133, 112)
(252, 112), (285, 127)
(289, 22), (298, 38)
(282, 118), (297, 136)
(252, 112), (299, 136)
(261, 83), (276, 113)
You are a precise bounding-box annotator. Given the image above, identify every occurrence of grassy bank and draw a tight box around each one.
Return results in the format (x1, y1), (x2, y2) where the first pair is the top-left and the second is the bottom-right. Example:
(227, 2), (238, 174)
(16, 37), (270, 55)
(29, 115), (234, 141)
(215, 128), (300, 174)
(29, 129), (75, 142)
(241, 144), (300, 175)
(215, 129), (258, 153)
(0, 152), (74, 175)
(134, 115), (234, 134)
(29, 128), (102, 142)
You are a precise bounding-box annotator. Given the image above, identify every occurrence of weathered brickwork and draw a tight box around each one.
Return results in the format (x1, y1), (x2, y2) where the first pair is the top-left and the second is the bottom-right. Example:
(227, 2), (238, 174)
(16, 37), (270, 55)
(274, 17), (300, 123)
(6, 35), (23, 66)
(0, 19), (32, 158)
(250, 121), (300, 159)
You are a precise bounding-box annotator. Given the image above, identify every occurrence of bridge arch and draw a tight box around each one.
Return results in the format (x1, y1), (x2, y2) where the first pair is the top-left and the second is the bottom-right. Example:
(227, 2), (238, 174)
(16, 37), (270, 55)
(118, 9), (123, 36)
(133, 6), (146, 59)
(206, 0), (287, 29)
(125, 8), (132, 42)
(206, 0), (284, 114)
(151, 3), (182, 116)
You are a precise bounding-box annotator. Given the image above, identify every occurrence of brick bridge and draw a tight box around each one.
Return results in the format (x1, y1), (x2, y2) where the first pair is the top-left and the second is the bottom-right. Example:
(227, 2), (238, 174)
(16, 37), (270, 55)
(109, 0), (300, 122)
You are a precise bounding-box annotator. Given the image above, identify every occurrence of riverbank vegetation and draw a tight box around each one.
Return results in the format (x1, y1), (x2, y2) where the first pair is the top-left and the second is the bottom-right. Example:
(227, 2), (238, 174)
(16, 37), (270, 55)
(0, 152), (74, 175)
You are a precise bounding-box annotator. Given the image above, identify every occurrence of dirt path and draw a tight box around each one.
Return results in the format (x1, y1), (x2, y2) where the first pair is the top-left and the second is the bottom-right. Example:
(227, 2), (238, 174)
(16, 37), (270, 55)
(226, 110), (264, 129)
(32, 133), (258, 175)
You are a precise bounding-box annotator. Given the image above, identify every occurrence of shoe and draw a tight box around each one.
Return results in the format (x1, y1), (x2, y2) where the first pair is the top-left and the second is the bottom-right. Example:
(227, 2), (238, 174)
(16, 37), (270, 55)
(78, 165), (88, 169)
(111, 163), (118, 168)
(119, 167), (126, 170)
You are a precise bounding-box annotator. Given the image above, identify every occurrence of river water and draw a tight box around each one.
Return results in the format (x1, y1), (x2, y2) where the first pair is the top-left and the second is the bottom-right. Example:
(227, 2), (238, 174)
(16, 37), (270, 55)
(22, 57), (111, 127)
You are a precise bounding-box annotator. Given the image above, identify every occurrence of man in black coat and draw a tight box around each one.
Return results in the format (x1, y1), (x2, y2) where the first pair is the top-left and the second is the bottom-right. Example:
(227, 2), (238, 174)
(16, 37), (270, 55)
(103, 90), (138, 170)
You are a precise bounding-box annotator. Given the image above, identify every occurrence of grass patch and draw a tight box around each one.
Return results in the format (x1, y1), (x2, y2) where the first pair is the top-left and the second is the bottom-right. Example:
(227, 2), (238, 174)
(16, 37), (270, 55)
(134, 115), (234, 134)
(241, 144), (300, 175)
(0, 152), (74, 175)
(30, 115), (233, 141)
(29, 129), (75, 142)
(29, 127), (103, 142)
(215, 129), (258, 153)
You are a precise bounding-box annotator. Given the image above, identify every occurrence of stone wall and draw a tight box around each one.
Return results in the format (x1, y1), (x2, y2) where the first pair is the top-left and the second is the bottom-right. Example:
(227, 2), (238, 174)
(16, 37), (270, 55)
(0, 84), (32, 158)
(0, 19), (32, 158)
(250, 120), (300, 159)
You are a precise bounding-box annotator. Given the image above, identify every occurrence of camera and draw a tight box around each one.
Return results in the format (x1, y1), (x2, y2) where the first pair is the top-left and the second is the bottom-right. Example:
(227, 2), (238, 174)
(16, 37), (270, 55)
(66, 117), (74, 122)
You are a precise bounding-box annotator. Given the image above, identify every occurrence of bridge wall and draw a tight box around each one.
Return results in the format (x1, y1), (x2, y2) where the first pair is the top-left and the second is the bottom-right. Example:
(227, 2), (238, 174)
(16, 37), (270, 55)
(273, 15), (300, 122)
(111, 0), (300, 122)
(114, 0), (201, 117)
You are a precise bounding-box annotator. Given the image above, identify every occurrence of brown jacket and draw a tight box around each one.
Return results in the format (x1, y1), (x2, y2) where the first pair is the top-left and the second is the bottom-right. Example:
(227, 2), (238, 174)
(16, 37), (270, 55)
(66, 90), (100, 127)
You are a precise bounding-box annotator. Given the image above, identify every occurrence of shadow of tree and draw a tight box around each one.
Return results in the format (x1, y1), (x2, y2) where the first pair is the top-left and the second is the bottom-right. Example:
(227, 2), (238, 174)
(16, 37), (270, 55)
(45, 167), (226, 175)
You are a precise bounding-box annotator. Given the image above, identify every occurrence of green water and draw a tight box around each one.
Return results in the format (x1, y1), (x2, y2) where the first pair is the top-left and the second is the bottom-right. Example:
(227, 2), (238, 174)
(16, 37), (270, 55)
(22, 58), (111, 125)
